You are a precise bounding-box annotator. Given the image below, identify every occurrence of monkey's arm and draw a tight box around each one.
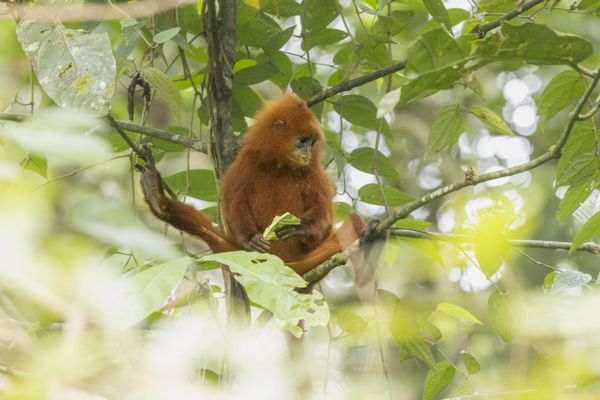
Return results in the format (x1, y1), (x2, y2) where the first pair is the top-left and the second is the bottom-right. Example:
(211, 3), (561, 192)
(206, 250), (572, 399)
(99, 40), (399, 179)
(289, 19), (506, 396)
(138, 148), (236, 254)
(223, 195), (272, 253)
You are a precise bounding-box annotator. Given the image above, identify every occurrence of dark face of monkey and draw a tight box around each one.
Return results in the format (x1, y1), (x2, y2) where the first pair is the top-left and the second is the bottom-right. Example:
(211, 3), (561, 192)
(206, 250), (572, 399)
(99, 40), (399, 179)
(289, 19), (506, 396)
(291, 134), (318, 166)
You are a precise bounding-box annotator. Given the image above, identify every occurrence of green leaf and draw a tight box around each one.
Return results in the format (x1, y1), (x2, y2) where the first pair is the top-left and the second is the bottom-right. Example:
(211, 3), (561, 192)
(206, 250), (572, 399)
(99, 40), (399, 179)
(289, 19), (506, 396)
(488, 290), (515, 343)
(334, 95), (379, 130)
(423, 362), (456, 400)
(556, 176), (595, 221)
(349, 148), (401, 181)
(470, 106), (514, 135)
(235, 62), (278, 85)
(556, 120), (597, 186)
(336, 310), (369, 334)
(16, 20), (116, 116)
(153, 27), (181, 43)
(263, 212), (301, 240)
(538, 71), (586, 122)
(423, 0), (452, 31)
(544, 271), (558, 288)
(301, 0), (339, 31)
(460, 352), (480, 375)
(119, 18), (138, 27)
(551, 269), (592, 293)
(164, 169), (218, 202)
(20, 153), (48, 178)
(428, 104), (463, 153)
(570, 212), (600, 253)
(201, 252), (329, 335)
(140, 67), (182, 120)
(265, 26), (296, 51)
(372, 10), (414, 36)
(436, 303), (483, 324)
(390, 303), (436, 368)
(302, 28), (348, 51)
(476, 22), (593, 65)
(358, 183), (413, 206)
(261, 0), (303, 16)
(407, 29), (464, 74)
(335, 202), (354, 221)
(116, 258), (189, 327)
(377, 89), (401, 118)
(401, 62), (467, 103)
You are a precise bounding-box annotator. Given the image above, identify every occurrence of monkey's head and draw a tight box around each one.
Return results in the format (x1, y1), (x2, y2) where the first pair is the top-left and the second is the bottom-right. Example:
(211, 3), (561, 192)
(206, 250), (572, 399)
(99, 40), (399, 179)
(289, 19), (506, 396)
(243, 93), (324, 168)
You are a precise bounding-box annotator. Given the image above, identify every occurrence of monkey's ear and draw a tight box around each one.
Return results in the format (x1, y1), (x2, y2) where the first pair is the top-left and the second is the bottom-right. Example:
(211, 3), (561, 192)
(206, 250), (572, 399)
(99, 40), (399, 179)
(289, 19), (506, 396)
(272, 119), (284, 129)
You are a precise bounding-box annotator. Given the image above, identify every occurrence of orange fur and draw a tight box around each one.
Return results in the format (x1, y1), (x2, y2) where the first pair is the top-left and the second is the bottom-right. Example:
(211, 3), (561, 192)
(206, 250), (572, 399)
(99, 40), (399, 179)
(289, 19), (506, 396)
(141, 94), (364, 275)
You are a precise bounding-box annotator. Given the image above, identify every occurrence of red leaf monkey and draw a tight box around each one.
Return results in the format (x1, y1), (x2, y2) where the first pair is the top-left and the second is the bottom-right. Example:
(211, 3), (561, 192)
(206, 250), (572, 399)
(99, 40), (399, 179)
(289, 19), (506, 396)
(139, 94), (365, 275)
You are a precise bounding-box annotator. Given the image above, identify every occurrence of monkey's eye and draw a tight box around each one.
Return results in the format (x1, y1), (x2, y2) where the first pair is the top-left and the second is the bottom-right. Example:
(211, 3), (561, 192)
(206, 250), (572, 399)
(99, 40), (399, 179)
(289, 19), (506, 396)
(295, 135), (317, 148)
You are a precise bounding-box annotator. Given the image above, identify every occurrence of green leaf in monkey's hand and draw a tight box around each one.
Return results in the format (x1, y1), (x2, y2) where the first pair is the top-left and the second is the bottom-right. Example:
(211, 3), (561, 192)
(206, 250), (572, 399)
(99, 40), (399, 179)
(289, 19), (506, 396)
(263, 212), (301, 240)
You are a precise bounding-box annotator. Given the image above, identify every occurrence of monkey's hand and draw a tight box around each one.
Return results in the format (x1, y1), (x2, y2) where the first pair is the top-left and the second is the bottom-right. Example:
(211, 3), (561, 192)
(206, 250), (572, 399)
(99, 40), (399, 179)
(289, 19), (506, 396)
(274, 224), (302, 240)
(245, 233), (271, 253)
(360, 218), (381, 244)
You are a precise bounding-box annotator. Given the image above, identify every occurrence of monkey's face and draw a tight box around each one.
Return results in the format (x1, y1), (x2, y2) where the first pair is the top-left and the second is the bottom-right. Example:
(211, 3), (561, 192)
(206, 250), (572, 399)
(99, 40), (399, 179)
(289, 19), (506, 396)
(290, 134), (318, 166)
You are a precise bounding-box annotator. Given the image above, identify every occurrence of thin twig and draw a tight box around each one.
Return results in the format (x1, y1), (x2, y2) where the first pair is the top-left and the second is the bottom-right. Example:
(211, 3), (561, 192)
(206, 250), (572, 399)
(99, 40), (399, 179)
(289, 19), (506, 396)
(471, 0), (545, 38)
(0, 113), (207, 152)
(305, 61), (407, 107)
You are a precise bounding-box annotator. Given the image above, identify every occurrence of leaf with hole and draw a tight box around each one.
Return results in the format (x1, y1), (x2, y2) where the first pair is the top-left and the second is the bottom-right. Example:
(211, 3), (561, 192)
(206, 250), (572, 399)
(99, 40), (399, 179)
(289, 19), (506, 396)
(201, 251), (329, 336)
(16, 20), (116, 116)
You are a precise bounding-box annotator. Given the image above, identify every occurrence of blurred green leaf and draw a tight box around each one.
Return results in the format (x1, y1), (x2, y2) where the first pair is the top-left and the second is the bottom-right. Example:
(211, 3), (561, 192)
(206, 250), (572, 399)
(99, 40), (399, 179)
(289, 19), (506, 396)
(390, 303), (436, 368)
(423, 362), (455, 400)
(436, 303), (483, 324)
(460, 352), (480, 375)
(165, 169), (217, 202)
(117, 258), (189, 328)
(551, 269), (592, 293)
(336, 310), (369, 334)
(538, 71), (586, 122)
(20, 153), (47, 178)
(428, 104), (463, 153)
(488, 291), (515, 343)
(201, 251), (329, 335)
(470, 106), (514, 136)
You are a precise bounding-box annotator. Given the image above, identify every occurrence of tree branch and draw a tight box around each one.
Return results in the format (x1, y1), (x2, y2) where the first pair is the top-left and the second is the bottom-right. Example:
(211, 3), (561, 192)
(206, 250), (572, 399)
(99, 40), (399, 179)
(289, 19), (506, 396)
(471, 0), (545, 38)
(0, 113), (207, 153)
(305, 61), (407, 107)
(304, 66), (600, 283)
(389, 229), (600, 254)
